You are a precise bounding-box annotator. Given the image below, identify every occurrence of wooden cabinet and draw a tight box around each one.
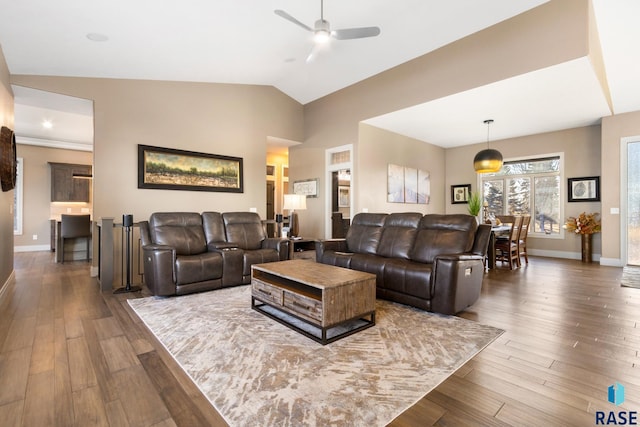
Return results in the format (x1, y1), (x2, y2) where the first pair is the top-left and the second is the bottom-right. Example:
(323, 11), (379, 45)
(49, 162), (92, 202)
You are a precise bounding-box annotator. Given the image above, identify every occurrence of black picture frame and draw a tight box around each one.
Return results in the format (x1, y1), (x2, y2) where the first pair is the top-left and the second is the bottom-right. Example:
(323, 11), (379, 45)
(451, 184), (472, 204)
(138, 144), (243, 193)
(568, 176), (599, 202)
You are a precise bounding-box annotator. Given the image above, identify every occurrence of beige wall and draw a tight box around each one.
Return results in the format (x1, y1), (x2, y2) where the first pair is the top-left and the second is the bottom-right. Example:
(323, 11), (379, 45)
(447, 125), (602, 258)
(0, 46), (14, 290)
(14, 144), (92, 249)
(357, 124), (445, 215)
(296, 0), (590, 239)
(10, 77), (304, 224)
(5, 0), (631, 266)
(601, 111), (640, 264)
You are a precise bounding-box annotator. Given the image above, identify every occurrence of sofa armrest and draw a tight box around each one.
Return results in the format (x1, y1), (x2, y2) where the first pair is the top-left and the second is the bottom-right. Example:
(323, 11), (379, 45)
(261, 238), (290, 261)
(472, 224), (491, 257)
(215, 247), (244, 286)
(430, 253), (485, 315)
(315, 239), (348, 262)
(142, 244), (177, 296)
(139, 221), (151, 246)
(435, 253), (485, 262)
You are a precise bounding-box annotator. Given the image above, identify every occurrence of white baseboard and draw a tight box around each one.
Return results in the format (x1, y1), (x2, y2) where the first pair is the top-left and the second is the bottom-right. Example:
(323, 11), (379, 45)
(90, 266), (99, 277)
(527, 248), (601, 262)
(14, 245), (51, 253)
(599, 257), (624, 267)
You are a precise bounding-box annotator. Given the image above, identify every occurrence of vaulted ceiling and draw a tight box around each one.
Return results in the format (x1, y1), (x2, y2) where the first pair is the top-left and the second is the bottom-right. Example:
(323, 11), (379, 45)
(1, 0), (638, 150)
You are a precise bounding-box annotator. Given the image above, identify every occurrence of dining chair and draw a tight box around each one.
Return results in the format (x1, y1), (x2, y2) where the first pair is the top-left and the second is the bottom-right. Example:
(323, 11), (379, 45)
(60, 214), (91, 263)
(495, 215), (515, 226)
(518, 215), (531, 265)
(495, 215), (523, 269)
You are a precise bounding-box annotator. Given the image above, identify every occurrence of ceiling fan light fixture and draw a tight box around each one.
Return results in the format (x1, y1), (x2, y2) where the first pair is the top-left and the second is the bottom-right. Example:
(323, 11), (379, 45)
(313, 19), (331, 43)
(473, 119), (503, 173)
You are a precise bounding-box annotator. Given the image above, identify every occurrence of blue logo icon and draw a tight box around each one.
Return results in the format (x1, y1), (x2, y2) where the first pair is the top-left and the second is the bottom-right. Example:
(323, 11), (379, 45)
(609, 382), (625, 406)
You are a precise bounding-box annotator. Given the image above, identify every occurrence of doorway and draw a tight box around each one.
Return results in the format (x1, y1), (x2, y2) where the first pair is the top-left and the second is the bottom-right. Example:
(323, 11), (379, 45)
(325, 145), (353, 239)
(627, 140), (640, 265)
(330, 170), (351, 238)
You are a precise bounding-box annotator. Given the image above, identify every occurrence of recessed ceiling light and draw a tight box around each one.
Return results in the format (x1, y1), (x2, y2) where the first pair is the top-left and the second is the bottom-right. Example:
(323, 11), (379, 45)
(42, 120), (53, 129)
(86, 33), (109, 42)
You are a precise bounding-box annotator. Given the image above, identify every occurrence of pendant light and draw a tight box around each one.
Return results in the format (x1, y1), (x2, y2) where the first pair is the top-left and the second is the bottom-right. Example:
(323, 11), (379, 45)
(473, 119), (503, 173)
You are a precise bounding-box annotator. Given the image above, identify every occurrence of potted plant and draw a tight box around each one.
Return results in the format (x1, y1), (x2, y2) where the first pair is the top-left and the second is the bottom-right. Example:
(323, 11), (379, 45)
(467, 191), (481, 218)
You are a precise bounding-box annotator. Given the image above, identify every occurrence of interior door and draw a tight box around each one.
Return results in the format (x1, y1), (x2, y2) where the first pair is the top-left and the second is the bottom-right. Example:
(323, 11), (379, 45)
(628, 141), (640, 265)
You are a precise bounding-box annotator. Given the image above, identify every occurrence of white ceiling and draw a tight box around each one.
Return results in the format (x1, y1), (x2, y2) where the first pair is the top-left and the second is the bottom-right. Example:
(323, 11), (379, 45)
(1, 0), (638, 150)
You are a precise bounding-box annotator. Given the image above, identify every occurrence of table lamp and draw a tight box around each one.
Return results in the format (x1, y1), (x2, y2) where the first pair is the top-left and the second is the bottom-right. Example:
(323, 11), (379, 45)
(283, 194), (307, 238)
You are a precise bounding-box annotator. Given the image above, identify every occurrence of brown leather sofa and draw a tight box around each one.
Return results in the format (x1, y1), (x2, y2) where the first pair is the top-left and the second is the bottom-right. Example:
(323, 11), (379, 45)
(139, 212), (289, 296)
(316, 212), (491, 315)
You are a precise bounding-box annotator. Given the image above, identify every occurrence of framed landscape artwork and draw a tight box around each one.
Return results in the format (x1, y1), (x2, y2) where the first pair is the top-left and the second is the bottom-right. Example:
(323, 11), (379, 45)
(293, 178), (318, 197)
(568, 176), (600, 202)
(138, 145), (243, 192)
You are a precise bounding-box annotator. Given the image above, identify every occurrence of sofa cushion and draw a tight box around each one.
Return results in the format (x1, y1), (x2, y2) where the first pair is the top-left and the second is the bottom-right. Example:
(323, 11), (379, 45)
(175, 252), (223, 285)
(149, 212), (207, 256)
(345, 213), (387, 254)
(383, 259), (432, 299)
(376, 212), (422, 259)
(222, 212), (266, 250)
(409, 214), (477, 264)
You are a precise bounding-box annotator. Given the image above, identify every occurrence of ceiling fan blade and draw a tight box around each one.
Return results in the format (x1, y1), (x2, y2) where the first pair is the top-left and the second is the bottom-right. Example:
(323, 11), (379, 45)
(274, 9), (313, 32)
(306, 43), (329, 63)
(306, 46), (318, 63)
(333, 26), (381, 40)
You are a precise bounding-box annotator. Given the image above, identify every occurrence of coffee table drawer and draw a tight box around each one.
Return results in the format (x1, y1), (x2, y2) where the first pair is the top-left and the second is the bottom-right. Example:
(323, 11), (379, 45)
(252, 279), (284, 306)
(283, 290), (322, 323)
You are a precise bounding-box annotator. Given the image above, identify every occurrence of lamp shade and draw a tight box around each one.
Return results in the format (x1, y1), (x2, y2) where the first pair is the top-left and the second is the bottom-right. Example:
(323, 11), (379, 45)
(473, 148), (503, 173)
(283, 194), (307, 210)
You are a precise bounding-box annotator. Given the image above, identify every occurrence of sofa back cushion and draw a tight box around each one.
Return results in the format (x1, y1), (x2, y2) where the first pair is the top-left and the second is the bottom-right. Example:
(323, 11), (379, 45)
(377, 212), (422, 259)
(202, 212), (226, 245)
(345, 213), (387, 254)
(222, 212), (265, 250)
(410, 214), (477, 263)
(149, 212), (207, 256)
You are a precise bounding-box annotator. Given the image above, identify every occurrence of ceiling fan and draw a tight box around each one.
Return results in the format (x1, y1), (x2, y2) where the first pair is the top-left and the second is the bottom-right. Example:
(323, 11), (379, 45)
(274, 0), (381, 49)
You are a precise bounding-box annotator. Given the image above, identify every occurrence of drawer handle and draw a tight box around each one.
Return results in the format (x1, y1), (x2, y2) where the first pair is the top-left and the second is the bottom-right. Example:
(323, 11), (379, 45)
(292, 300), (311, 310)
(257, 288), (272, 297)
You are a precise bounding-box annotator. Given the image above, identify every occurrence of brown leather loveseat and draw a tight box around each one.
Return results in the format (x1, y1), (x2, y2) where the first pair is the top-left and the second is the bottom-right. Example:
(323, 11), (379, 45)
(316, 212), (491, 315)
(139, 212), (288, 296)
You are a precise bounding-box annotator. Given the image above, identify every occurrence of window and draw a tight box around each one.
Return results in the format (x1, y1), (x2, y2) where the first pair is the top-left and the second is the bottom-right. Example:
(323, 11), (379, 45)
(481, 155), (562, 236)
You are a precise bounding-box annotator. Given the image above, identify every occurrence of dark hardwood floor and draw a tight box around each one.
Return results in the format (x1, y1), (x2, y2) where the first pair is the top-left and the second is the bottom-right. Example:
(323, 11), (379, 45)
(1, 252), (638, 426)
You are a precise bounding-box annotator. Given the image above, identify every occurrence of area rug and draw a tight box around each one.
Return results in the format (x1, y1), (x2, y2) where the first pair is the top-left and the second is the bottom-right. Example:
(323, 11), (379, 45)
(128, 285), (503, 426)
(621, 265), (640, 288)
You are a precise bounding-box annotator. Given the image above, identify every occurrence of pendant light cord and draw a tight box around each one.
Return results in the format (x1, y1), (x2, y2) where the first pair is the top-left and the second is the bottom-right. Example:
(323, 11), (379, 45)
(484, 119), (494, 148)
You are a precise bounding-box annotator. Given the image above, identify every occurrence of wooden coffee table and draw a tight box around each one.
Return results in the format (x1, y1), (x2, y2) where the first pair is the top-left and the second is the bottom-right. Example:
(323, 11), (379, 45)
(251, 260), (376, 345)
